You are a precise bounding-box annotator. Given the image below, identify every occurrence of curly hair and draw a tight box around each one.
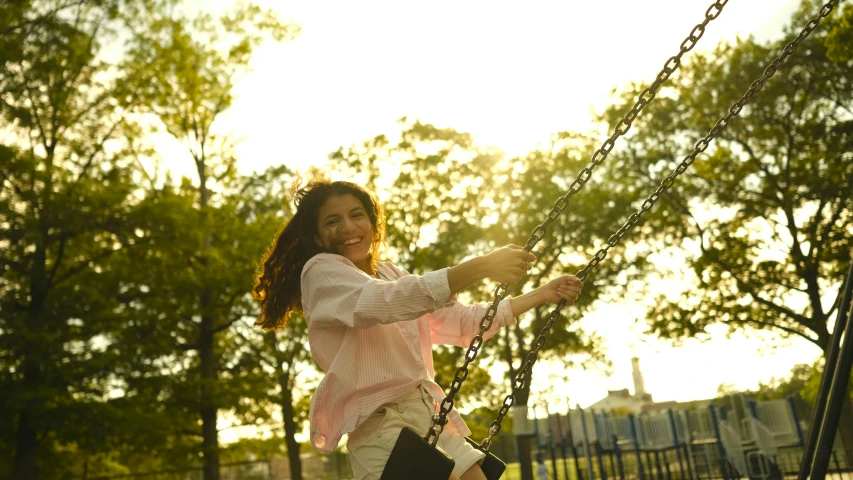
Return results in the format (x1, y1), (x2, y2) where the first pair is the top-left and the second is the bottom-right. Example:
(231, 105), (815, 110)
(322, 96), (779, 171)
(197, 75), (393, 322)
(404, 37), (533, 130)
(252, 178), (385, 330)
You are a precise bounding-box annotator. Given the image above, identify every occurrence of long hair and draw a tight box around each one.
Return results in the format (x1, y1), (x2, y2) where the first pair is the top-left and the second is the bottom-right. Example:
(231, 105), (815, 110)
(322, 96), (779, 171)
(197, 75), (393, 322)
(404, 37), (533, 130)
(253, 178), (385, 330)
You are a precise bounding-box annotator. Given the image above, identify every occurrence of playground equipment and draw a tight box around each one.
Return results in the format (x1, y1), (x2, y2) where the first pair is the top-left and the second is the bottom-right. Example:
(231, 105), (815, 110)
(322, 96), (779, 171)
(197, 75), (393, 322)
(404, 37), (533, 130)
(517, 392), (807, 480)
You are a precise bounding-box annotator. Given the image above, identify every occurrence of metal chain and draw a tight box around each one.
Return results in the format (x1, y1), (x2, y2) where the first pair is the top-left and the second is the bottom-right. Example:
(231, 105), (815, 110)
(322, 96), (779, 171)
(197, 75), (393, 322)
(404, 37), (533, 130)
(424, 0), (731, 447)
(479, 0), (841, 452)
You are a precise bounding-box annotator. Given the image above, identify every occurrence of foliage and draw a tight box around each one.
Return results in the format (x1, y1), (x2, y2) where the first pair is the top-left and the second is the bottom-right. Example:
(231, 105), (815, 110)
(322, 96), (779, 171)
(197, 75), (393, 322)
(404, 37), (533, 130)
(3, 0), (850, 478)
(755, 362), (822, 404)
(599, 0), (853, 350)
(116, 3), (299, 478)
(598, 0), (853, 459)
(0, 0), (302, 478)
(0, 0), (163, 477)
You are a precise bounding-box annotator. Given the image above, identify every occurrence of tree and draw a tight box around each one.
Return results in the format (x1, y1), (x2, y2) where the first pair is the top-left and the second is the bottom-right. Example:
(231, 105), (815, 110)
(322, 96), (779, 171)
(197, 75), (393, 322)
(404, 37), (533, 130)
(754, 363), (821, 406)
(826, 3), (853, 62)
(0, 1), (161, 477)
(220, 167), (313, 480)
(121, 5), (299, 479)
(261, 323), (312, 480)
(598, 0), (853, 461)
(229, 165), (315, 480)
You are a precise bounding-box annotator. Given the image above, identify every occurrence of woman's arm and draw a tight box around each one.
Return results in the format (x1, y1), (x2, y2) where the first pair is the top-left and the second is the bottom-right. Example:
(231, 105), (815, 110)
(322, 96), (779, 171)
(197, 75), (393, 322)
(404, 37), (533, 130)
(429, 275), (584, 347)
(447, 245), (536, 293)
(510, 275), (584, 316)
(302, 246), (552, 330)
(429, 299), (516, 348)
(302, 255), (452, 329)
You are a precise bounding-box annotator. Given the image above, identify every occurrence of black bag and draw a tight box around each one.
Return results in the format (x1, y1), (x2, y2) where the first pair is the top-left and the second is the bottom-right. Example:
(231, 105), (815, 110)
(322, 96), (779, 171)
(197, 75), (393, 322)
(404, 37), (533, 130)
(380, 426), (455, 480)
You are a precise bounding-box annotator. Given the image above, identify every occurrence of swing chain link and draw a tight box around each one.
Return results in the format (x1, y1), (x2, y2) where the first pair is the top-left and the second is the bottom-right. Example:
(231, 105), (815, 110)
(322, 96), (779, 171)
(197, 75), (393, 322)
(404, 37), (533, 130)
(482, 0), (841, 451)
(427, 0), (734, 447)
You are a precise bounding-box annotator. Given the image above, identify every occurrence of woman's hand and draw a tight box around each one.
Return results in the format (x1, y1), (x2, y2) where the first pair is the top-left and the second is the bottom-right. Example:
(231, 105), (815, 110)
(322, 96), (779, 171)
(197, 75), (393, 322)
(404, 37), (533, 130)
(536, 275), (584, 306)
(482, 245), (536, 285)
(509, 274), (584, 317)
(447, 245), (536, 294)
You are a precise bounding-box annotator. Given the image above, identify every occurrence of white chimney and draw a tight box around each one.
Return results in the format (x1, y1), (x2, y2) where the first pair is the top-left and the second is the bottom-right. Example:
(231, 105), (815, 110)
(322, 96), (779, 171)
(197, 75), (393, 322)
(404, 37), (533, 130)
(632, 357), (647, 398)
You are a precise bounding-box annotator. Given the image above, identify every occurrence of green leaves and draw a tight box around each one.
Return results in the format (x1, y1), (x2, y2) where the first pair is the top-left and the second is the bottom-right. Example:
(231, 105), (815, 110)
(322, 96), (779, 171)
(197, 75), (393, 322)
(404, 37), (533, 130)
(826, 4), (853, 61)
(1, 1), (304, 478)
(124, 1), (299, 191)
(598, 0), (853, 350)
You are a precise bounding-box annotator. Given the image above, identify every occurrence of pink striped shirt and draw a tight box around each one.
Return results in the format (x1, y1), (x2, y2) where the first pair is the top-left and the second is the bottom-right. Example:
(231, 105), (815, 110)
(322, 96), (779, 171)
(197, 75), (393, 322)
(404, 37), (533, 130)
(302, 253), (516, 452)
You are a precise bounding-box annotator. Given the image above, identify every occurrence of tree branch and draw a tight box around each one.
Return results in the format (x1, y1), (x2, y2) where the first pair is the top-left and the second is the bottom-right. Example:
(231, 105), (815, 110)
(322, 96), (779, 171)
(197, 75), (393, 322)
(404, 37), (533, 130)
(704, 248), (815, 331)
(177, 342), (198, 352)
(213, 311), (245, 333)
(45, 237), (67, 286)
(179, 429), (203, 439)
(50, 245), (121, 287)
(726, 317), (820, 348)
(0, 0), (88, 36)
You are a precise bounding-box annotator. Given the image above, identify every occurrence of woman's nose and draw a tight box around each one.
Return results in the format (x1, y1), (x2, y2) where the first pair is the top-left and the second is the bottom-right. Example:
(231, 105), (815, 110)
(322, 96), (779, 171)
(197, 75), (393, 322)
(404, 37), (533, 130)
(340, 218), (356, 233)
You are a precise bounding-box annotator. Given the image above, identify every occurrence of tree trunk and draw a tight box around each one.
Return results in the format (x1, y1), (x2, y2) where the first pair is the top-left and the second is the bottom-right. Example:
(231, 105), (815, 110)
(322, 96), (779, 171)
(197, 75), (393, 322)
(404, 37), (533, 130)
(13, 177), (51, 480)
(514, 374), (535, 480)
(279, 378), (303, 480)
(14, 318), (42, 479)
(11, 409), (38, 480)
(200, 289), (220, 480)
(517, 435), (535, 480)
(197, 157), (220, 480)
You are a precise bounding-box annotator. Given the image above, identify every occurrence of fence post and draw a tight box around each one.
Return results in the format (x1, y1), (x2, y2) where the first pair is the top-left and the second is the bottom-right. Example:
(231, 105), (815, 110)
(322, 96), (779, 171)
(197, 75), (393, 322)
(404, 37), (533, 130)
(603, 412), (617, 478)
(555, 411), (571, 480)
(628, 414), (645, 480)
(613, 433), (625, 480)
(534, 403), (543, 456)
(667, 409), (686, 480)
(579, 406), (596, 480)
(567, 402), (585, 480)
(592, 412), (608, 480)
(544, 404), (560, 480)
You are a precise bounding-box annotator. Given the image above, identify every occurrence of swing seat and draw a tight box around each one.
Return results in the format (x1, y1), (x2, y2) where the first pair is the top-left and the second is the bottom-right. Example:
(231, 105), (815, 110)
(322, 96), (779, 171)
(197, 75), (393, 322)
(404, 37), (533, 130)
(465, 438), (507, 480)
(380, 426), (455, 480)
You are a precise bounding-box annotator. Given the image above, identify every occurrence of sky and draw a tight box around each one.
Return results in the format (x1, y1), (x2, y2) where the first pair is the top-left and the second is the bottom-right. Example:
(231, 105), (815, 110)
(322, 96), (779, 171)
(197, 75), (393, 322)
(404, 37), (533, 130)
(164, 0), (831, 436)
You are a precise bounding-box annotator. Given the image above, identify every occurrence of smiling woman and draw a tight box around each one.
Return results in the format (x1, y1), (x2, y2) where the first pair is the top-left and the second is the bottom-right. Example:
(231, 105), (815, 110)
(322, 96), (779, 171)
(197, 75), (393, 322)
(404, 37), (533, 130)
(251, 176), (583, 479)
(251, 178), (387, 329)
(315, 195), (377, 273)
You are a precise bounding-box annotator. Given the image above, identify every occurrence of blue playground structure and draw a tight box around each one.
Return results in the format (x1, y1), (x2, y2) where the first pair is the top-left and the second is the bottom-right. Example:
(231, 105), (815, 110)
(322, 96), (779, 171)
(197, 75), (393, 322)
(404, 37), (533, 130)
(514, 396), (813, 480)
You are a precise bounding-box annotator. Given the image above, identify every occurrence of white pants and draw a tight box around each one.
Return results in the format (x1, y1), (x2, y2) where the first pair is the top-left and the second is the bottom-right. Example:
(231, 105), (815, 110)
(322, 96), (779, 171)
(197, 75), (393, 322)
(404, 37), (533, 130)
(346, 385), (485, 480)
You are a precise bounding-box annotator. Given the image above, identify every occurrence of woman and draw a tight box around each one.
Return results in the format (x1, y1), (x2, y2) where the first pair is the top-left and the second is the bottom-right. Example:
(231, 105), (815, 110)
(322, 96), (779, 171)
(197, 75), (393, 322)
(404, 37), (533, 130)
(253, 179), (583, 480)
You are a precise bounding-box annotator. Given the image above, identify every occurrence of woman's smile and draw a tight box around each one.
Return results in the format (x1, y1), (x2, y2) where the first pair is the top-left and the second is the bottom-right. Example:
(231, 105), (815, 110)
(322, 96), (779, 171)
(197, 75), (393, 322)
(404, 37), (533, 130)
(316, 194), (374, 270)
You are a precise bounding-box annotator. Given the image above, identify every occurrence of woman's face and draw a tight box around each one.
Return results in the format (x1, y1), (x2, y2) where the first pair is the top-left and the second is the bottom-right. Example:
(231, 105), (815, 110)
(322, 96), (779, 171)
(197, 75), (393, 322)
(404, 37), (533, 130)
(315, 194), (374, 271)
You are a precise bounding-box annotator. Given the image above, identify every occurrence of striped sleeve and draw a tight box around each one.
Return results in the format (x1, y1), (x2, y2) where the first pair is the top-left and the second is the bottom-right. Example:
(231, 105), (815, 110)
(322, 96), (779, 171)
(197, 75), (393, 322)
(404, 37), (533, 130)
(428, 298), (516, 348)
(301, 254), (453, 329)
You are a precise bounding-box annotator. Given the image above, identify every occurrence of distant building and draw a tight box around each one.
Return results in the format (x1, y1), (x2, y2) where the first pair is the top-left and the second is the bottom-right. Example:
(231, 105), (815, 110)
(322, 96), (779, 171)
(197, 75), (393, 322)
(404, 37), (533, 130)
(586, 357), (675, 414)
